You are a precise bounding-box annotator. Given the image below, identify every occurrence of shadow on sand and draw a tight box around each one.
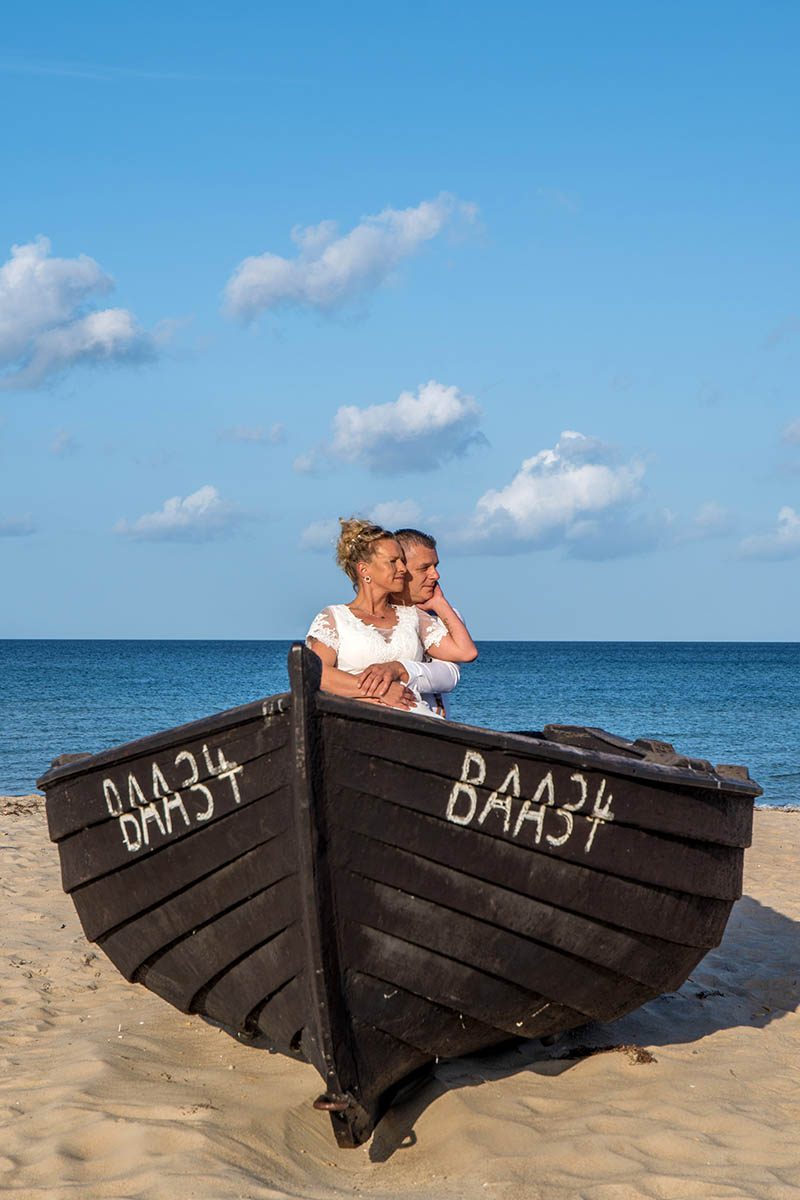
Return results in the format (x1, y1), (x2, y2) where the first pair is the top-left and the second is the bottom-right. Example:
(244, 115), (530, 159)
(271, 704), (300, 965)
(368, 892), (800, 1161)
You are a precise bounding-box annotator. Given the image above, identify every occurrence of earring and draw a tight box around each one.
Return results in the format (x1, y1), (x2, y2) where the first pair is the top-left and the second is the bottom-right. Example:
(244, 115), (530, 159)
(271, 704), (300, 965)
(364, 574), (371, 583)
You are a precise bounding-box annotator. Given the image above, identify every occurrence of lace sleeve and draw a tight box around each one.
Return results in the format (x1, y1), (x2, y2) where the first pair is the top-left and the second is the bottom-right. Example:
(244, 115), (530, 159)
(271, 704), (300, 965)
(306, 607), (339, 653)
(418, 609), (448, 651)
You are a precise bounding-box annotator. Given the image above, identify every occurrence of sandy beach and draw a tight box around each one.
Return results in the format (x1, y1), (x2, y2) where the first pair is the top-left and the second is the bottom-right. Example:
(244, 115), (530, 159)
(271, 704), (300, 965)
(1, 797), (798, 1200)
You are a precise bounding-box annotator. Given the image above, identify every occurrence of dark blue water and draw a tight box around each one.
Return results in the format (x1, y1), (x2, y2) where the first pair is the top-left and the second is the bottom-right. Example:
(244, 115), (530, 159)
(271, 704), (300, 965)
(1, 641), (796, 806)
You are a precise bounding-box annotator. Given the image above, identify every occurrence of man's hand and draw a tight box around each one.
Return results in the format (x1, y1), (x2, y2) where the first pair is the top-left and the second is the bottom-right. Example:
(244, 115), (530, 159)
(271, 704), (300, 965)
(381, 681), (417, 710)
(358, 680), (417, 710)
(357, 660), (409, 697)
(419, 583), (448, 616)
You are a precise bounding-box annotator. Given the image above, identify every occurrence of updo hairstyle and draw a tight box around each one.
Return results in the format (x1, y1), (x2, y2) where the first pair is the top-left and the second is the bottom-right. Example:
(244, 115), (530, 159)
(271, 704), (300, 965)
(336, 517), (393, 587)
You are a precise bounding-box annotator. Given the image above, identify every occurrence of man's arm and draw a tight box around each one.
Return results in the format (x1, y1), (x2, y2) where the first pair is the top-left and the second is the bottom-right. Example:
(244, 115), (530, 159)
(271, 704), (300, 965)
(401, 659), (461, 694)
(307, 639), (416, 709)
(422, 588), (478, 662)
(356, 657), (460, 696)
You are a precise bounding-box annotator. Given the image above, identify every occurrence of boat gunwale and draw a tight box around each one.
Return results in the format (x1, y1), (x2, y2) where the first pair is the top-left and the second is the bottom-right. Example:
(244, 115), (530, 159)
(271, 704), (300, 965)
(36, 692), (291, 790)
(316, 693), (762, 798)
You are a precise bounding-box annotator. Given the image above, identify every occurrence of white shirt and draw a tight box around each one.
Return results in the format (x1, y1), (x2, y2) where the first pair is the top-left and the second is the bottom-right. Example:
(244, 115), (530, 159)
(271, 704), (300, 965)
(400, 659), (461, 717)
(399, 605), (464, 716)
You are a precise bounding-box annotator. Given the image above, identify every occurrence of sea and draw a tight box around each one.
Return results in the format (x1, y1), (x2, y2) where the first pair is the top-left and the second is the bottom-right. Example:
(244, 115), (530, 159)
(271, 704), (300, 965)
(1, 640), (797, 806)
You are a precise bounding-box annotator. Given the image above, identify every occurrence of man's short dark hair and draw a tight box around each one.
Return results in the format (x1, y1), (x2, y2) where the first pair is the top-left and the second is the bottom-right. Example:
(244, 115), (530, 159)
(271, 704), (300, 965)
(394, 528), (437, 552)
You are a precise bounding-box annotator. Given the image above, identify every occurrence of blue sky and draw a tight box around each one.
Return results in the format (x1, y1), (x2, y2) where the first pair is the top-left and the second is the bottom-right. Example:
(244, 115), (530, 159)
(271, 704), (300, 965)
(1, 1), (798, 639)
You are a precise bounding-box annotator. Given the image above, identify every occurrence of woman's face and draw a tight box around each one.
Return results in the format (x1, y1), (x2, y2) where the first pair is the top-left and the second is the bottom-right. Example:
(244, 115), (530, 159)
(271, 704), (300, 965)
(360, 538), (407, 591)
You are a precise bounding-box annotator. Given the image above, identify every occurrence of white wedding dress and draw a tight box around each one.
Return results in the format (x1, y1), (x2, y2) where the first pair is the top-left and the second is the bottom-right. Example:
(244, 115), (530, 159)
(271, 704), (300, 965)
(305, 603), (448, 718)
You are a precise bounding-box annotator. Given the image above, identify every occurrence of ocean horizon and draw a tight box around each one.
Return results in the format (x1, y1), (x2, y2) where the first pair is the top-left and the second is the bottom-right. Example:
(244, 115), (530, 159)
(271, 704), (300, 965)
(2, 638), (797, 806)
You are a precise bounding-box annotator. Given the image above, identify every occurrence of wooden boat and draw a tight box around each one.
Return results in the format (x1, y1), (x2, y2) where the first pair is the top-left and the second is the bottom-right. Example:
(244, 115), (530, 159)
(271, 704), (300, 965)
(38, 644), (761, 1148)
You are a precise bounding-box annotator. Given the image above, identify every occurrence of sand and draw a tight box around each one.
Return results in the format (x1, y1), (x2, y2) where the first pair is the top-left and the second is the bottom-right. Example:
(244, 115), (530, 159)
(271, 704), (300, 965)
(1, 798), (798, 1200)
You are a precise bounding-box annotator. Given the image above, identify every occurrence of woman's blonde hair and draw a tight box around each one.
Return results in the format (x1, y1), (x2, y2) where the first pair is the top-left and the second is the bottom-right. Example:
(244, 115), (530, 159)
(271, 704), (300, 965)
(336, 516), (393, 587)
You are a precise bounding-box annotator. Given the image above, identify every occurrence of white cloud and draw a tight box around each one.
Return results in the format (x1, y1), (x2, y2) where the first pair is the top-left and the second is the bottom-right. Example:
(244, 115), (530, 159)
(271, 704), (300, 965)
(115, 485), (243, 542)
(457, 431), (646, 556)
(369, 499), (422, 529)
(739, 506), (800, 561)
(224, 194), (476, 320)
(451, 440), (740, 560)
(219, 423), (286, 445)
(0, 237), (157, 389)
(299, 380), (485, 476)
(0, 514), (35, 537)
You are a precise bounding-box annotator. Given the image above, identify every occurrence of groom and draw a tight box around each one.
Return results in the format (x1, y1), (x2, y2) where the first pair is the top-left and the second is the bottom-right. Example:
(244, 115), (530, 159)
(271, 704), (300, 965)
(355, 527), (462, 716)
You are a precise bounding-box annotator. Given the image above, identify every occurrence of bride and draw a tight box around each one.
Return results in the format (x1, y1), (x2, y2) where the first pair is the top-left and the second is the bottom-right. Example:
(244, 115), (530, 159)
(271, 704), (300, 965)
(306, 517), (478, 715)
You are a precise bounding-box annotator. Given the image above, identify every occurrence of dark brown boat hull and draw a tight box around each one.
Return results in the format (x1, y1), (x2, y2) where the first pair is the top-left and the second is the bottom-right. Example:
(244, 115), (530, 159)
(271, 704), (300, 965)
(38, 645), (759, 1147)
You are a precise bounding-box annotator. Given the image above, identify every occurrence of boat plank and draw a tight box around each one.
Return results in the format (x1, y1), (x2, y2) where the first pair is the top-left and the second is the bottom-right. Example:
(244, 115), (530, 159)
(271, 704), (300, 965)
(136, 876), (299, 1011)
(58, 759), (290, 892)
(71, 787), (294, 940)
(201, 927), (305, 1029)
(98, 832), (296, 979)
(326, 746), (744, 900)
(347, 970), (509, 1060)
(330, 788), (731, 948)
(331, 825), (700, 992)
(39, 694), (288, 783)
(338, 872), (649, 1021)
(320, 698), (758, 798)
(349, 1019), (431, 1111)
(344, 922), (585, 1039)
(47, 719), (290, 840)
(325, 718), (753, 846)
(253, 974), (309, 1053)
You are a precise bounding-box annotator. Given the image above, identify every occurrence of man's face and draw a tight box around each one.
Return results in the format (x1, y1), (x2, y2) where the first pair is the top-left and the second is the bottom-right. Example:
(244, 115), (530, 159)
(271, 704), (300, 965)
(402, 542), (440, 605)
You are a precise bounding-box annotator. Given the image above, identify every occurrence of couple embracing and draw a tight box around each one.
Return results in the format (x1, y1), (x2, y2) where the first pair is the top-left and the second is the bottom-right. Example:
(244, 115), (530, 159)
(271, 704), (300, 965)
(306, 518), (478, 719)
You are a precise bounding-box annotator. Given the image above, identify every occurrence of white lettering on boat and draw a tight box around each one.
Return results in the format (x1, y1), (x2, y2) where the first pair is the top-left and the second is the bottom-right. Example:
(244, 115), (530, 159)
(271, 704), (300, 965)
(101, 742), (244, 854)
(103, 779), (123, 816)
(446, 750), (615, 854)
(445, 749), (485, 825)
(478, 764), (520, 833)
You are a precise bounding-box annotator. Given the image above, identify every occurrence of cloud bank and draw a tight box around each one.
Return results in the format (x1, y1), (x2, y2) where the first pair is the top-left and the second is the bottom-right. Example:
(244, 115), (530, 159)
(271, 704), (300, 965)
(298, 380), (484, 476)
(0, 237), (157, 389)
(115, 485), (243, 542)
(224, 194), (476, 320)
